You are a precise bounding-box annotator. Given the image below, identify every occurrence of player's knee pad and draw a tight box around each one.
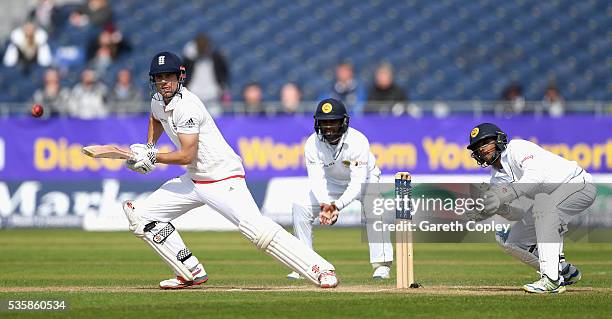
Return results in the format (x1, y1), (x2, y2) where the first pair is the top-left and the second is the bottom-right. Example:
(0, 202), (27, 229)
(496, 229), (539, 269)
(239, 216), (334, 286)
(122, 200), (143, 233)
(239, 215), (283, 251)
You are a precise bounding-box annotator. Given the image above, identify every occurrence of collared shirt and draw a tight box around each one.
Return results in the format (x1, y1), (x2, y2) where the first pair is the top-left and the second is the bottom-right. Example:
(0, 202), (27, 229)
(304, 127), (380, 210)
(150, 87), (244, 181)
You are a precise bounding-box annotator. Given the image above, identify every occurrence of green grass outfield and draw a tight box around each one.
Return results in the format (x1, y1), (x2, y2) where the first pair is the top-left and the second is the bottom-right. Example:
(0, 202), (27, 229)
(0, 228), (611, 318)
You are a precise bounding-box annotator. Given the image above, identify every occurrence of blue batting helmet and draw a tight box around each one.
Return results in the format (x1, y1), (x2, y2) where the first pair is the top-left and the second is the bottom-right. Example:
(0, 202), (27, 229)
(149, 51), (183, 76)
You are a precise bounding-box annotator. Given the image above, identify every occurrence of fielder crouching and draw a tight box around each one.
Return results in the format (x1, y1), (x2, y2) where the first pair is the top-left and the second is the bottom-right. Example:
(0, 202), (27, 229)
(122, 51), (338, 289)
(289, 98), (394, 280)
(467, 123), (596, 294)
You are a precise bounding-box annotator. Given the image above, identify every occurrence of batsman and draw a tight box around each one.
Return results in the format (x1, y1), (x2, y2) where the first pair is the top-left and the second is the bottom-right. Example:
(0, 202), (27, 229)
(288, 98), (394, 280)
(467, 123), (596, 294)
(121, 51), (338, 289)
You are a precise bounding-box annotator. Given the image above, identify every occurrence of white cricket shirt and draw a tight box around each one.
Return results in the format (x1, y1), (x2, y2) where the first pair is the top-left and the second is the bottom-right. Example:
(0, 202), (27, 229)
(150, 87), (244, 181)
(490, 139), (589, 196)
(304, 127), (380, 210)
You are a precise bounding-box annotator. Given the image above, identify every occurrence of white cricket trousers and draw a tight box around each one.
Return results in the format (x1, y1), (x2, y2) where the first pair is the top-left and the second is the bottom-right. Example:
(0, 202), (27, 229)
(133, 173), (336, 285)
(291, 173), (394, 265)
(505, 171), (596, 280)
(136, 174), (259, 226)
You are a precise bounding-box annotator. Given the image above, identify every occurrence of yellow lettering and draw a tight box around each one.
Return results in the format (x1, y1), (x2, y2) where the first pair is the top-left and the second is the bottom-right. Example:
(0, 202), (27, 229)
(371, 143), (417, 169)
(69, 144), (86, 171)
(238, 137), (305, 170)
(536, 139), (612, 171)
(422, 137), (444, 169)
(607, 140), (612, 169)
(34, 138), (57, 171)
(591, 144), (603, 169)
(270, 143), (303, 169)
(440, 142), (461, 169)
(462, 148), (479, 169)
(570, 143), (591, 168)
(85, 153), (100, 170)
(58, 138), (69, 170)
(238, 137), (272, 169)
(33, 138), (178, 172)
(422, 137), (479, 170)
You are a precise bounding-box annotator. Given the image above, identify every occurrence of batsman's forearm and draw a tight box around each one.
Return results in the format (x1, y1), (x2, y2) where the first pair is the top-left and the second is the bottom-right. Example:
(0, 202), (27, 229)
(147, 115), (164, 145)
(156, 150), (195, 165)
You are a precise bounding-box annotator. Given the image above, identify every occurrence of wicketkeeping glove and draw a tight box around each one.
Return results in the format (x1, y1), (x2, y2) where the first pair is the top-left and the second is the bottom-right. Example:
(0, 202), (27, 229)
(483, 185), (519, 214)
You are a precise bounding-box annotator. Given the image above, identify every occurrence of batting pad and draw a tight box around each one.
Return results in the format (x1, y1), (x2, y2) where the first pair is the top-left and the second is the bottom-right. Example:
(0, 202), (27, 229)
(496, 238), (539, 270)
(123, 202), (194, 281)
(239, 216), (335, 285)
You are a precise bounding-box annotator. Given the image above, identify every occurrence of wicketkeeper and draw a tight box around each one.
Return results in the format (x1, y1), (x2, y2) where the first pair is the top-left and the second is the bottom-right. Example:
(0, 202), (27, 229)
(467, 122), (596, 294)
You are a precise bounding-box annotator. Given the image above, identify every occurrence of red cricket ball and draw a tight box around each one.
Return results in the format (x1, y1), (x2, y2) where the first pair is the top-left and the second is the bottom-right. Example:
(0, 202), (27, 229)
(31, 104), (44, 118)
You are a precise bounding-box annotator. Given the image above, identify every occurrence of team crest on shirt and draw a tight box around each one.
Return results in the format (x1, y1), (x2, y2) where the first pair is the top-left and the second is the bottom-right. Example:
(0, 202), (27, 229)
(470, 127), (479, 138)
(321, 103), (332, 113)
(342, 160), (366, 167)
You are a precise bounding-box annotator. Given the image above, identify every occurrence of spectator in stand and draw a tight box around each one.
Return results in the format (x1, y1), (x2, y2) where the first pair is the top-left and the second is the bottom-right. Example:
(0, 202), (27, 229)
(496, 83), (526, 115)
(183, 33), (230, 117)
(86, 26), (130, 75)
(69, 0), (113, 28)
(241, 83), (265, 116)
(3, 21), (52, 73)
(32, 68), (71, 117)
(542, 85), (565, 117)
(68, 68), (108, 119)
(365, 62), (408, 115)
(29, 0), (60, 34)
(279, 82), (302, 115)
(322, 62), (366, 116)
(108, 68), (143, 115)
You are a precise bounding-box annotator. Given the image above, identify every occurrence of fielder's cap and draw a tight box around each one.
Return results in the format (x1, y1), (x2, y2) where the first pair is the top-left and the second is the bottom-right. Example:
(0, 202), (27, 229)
(314, 98), (348, 120)
(467, 122), (504, 150)
(149, 51), (182, 76)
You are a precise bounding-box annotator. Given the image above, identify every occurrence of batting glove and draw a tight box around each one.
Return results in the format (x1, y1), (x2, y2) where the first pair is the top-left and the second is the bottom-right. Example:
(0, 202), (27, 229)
(126, 144), (158, 174)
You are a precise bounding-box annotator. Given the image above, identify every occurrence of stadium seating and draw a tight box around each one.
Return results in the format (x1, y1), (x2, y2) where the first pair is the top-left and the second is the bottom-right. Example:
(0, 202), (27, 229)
(0, 0), (609, 103)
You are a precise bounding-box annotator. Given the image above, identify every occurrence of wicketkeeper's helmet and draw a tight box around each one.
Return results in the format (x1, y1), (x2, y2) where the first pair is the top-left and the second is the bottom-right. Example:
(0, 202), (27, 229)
(467, 122), (508, 167)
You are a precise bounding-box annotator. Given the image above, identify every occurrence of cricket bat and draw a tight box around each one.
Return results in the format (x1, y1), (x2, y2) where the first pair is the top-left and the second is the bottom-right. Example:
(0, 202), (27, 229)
(82, 145), (133, 159)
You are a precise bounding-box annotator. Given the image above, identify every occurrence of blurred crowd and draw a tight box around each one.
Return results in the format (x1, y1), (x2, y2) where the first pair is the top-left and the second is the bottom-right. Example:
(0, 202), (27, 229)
(2, 0), (574, 119)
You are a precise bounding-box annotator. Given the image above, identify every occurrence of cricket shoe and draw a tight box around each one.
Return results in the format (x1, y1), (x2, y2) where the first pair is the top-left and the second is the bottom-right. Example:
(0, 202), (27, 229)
(560, 264), (582, 286)
(286, 271), (303, 280)
(159, 263), (208, 289)
(372, 266), (391, 279)
(523, 274), (566, 294)
(319, 270), (338, 288)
